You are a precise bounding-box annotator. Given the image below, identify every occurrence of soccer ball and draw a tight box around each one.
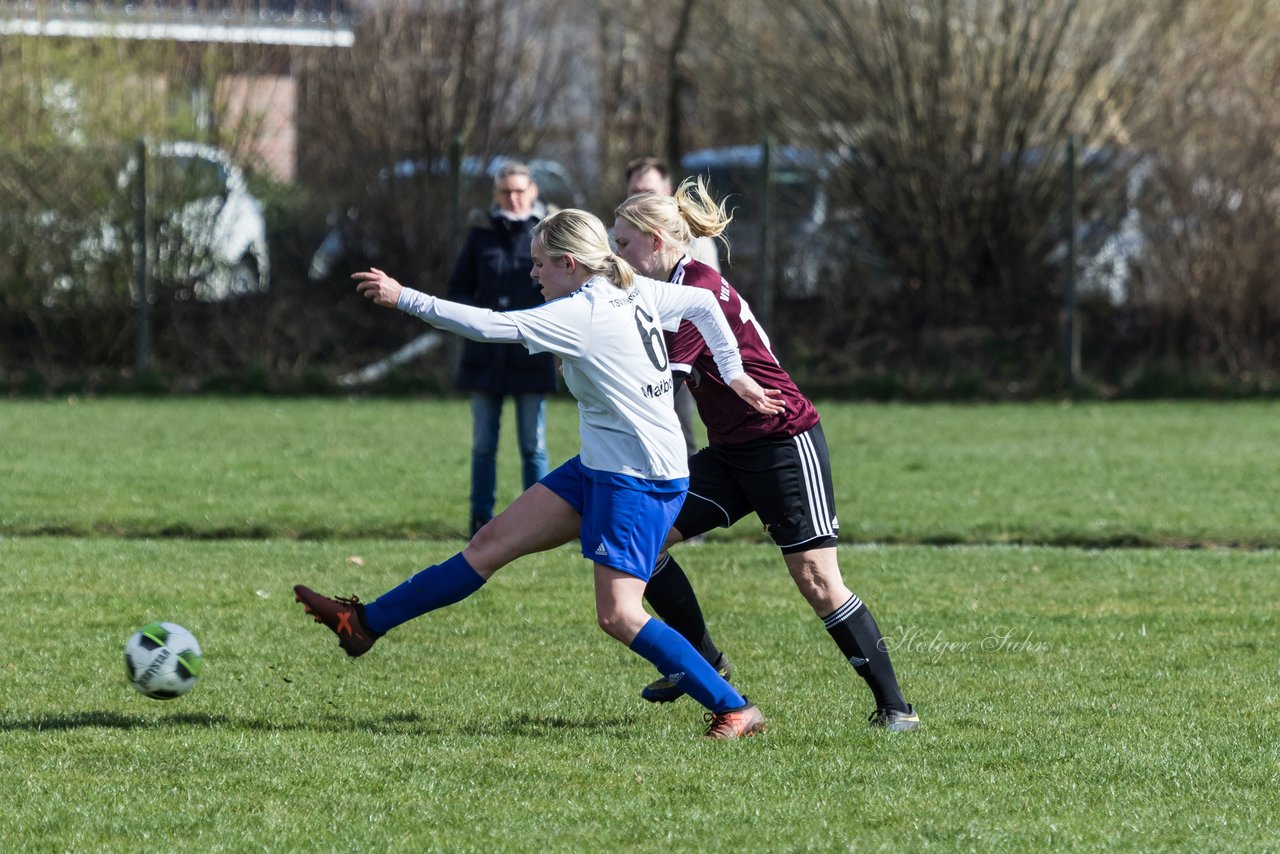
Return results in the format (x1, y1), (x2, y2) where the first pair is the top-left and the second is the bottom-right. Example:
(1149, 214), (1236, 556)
(124, 621), (204, 700)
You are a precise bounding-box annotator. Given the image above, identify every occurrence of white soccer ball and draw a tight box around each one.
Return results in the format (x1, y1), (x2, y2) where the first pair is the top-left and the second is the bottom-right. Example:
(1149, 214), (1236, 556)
(123, 621), (204, 700)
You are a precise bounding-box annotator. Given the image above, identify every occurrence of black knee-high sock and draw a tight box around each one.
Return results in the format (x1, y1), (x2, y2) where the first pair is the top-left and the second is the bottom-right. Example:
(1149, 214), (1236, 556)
(643, 553), (723, 664)
(823, 593), (908, 712)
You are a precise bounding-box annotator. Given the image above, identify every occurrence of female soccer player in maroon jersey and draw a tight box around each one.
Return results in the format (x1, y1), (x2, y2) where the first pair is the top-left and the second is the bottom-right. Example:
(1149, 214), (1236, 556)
(613, 179), (919, 731)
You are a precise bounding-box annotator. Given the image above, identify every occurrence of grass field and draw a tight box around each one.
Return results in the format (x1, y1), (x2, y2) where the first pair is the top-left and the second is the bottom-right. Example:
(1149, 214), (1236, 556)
(2, 399), (1278, 851)
(5, 398), (1279, 545)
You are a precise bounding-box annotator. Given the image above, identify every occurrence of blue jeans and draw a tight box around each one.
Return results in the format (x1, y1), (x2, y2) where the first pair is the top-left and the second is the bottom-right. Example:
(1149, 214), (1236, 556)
(469, 391), (548, 523)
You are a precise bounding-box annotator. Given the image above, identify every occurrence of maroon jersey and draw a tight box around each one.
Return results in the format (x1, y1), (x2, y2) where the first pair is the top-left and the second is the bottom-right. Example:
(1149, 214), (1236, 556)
(665, 257), (819, 445)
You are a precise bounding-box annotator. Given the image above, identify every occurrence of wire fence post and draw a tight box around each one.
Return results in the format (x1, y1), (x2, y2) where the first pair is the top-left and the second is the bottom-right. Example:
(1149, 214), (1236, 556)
(446, 135), (466, 378)
(133, 138), (150, 375)
(449, 134), (465, 263)
(1063, 133), (1080, 389)
(755, 133), (774, 329)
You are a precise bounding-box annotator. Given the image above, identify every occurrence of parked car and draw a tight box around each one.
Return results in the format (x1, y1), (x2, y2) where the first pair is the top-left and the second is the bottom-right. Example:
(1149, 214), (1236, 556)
(1036, 149), (1152, 306)
(308, 155), (585, 281)
(3, 141), (269, 307)
(685, 142), (1160, 306)
(680, 145), (836, 299)
(111, 141), (271, 301)
(679, 145), (902, 299)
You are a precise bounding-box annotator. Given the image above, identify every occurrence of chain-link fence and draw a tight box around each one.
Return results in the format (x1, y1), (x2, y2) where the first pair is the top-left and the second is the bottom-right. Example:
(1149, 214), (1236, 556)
(3, 133), (1278, 398)
(1, 139), (278, 378)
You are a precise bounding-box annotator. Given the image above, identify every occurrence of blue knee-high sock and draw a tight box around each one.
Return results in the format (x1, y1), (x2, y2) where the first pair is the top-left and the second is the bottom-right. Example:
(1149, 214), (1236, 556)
(362, 553), (485, 634)
(629, 618), (746, 713)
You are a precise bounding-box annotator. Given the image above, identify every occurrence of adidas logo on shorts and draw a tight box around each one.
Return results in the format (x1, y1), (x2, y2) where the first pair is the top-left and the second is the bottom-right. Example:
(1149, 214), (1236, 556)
(594, 543), (608, 557)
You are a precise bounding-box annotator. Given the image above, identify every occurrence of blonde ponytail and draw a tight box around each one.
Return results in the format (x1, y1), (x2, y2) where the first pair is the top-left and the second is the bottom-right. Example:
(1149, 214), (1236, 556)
(615, 175), (734, 256)
(673, 175), (733, 239)
(607, 253), (636, 289)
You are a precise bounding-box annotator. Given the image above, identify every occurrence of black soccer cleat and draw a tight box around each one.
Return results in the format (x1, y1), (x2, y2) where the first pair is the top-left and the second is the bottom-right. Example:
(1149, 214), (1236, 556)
(641, 652), (732, 703)
(868, 704), (921, 732)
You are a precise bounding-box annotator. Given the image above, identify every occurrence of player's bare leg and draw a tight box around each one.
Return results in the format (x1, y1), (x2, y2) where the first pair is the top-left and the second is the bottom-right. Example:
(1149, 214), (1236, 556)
(593, 563), (658, 644)
(464, 483), (582, 578)
(783, 547), (853, 616)
(597, 563), (762, 739)
(296, 484), (581, 654)
(785, 547), (918, 731)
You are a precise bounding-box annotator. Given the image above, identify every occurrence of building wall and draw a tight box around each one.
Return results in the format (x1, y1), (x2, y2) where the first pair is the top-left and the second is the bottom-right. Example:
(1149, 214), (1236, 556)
(217, 73), (297, 182)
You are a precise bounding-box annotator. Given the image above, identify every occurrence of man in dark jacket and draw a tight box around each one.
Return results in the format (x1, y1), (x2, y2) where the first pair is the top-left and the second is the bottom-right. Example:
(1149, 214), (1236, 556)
(446, 162), (558, 536)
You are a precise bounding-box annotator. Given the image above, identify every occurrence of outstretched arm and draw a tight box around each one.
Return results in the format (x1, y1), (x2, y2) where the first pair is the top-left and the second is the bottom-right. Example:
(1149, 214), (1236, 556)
(353, 268), (524, 343)
(353, 267), (405, 307)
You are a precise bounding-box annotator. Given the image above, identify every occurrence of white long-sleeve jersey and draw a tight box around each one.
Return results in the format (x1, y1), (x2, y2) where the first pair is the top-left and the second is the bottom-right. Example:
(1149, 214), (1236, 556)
(397, 274), (744, 481)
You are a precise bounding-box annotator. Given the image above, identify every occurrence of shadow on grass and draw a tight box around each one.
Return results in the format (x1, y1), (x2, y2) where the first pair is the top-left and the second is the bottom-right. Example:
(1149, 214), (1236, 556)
(0, 709), (637, 737)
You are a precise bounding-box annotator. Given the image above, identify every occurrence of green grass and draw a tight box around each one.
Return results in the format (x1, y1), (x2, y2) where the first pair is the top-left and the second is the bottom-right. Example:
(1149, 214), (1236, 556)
(3, 398), (1279, 544)
(1, 539), (1276, 850)
(1, 399), (1278, 850)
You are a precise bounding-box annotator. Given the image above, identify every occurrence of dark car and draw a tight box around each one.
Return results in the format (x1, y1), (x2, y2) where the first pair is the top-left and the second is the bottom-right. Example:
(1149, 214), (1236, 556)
(680, 145), (833, 299)
(678, 144), (899, 300)
(684, 143), (1159, 305)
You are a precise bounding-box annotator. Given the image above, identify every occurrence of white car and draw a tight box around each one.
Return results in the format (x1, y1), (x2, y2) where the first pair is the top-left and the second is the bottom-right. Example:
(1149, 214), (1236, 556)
(115, 141), (270, 301)
(52, 141), (270, 304)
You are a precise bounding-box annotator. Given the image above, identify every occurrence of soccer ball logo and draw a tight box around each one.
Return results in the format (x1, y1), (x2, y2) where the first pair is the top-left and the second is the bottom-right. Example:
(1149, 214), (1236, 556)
(124, 622), (204, 700)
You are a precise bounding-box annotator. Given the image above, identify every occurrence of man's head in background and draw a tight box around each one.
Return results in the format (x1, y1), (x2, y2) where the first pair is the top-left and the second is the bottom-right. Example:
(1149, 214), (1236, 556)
(494, 161), (538, 219)
(625, 156), (674, 197)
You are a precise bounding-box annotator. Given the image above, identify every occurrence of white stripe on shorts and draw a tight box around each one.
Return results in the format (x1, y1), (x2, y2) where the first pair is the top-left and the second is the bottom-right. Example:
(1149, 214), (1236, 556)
(794, 430), (835, 540)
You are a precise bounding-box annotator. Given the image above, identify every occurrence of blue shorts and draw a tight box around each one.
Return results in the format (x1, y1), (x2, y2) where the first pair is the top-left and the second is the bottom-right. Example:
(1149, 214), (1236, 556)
(541, 456), (688, 581)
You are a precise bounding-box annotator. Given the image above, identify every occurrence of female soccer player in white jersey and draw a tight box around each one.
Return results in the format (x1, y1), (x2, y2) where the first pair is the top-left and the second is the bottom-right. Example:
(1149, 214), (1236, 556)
(612, 179), (919, 732)
(294, 208), (781, 739)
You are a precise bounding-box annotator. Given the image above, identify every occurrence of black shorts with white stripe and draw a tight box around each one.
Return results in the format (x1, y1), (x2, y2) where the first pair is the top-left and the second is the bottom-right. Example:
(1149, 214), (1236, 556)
(674, 421), (839, 555)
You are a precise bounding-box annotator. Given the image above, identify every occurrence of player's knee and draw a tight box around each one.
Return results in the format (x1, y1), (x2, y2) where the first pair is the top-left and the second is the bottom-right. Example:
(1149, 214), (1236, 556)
(595, 610), (629, 641)
(461, 525), (514, 579)
(597, 603), (651, 642)
(786, 554), (819, 585)
(787, 552), (844, 605)
(467, 520), (495, 555)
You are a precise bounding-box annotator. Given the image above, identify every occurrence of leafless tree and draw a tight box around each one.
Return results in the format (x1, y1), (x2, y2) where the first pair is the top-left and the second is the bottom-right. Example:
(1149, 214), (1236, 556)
(580, 0), (727, 199)
(294, 0), (575, 282)
(6, 0), (1279, 389)
(1123, 0), (1280, 380)
(693, 0), (1188, 378)
(814, 2), (1175, 291)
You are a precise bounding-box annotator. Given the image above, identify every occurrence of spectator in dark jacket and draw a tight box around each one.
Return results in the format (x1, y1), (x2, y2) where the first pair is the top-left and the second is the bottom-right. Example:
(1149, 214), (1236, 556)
(446, 162), (558, 536)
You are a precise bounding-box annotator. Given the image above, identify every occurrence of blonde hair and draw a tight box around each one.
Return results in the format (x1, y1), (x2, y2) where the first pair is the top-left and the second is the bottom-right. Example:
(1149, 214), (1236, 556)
(615, 175), (733, 256)
(533, 209), (636, 288)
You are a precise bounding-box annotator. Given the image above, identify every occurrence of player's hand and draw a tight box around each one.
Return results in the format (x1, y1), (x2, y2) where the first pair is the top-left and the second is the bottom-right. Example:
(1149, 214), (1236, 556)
(730, 375), (786, 416)
(352, 268), (404, 308)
